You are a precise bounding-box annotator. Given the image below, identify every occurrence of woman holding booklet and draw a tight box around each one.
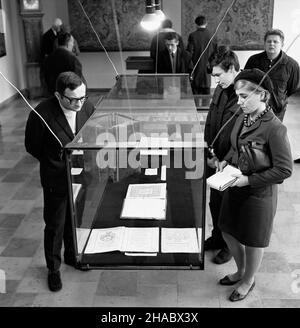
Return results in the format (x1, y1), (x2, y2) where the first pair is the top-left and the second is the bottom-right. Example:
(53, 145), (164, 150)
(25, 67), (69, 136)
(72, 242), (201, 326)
(216, 68), (293, 301)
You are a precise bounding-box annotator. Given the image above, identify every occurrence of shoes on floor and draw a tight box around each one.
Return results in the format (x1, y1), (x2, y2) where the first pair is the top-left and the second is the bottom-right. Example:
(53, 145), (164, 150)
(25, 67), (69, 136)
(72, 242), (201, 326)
(48, 270), (62, 292)
(219, 275), (241, 286)
(294, 158), (300, 163)
(229, 281), (256, 302)
(204, 237), (225, 251)
(213, 247), (232, 264)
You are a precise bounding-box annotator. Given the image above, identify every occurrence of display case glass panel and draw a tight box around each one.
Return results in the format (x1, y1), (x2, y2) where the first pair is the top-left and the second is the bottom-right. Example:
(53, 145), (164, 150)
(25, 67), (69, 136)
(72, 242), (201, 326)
(65, 74), (207, 269)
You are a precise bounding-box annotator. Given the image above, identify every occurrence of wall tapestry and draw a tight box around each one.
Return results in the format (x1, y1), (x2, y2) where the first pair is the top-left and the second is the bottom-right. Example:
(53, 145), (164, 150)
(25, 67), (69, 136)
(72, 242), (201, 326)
(182, 0), (274, 50)
(0, 0), (6, 57)
(68, 0), (158, 51)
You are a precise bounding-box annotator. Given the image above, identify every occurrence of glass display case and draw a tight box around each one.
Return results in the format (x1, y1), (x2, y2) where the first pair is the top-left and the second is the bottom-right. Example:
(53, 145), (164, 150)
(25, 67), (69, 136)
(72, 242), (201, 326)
(65, 74), (207, 270)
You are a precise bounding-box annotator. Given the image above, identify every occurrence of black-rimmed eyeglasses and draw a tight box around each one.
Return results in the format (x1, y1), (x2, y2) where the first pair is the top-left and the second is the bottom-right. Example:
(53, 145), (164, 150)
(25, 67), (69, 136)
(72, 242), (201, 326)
(62, 94), (88, 105)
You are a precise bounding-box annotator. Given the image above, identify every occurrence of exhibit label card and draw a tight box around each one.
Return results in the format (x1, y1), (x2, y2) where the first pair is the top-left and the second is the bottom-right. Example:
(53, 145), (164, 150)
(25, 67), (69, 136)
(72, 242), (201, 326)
(161, 228), (200, 253)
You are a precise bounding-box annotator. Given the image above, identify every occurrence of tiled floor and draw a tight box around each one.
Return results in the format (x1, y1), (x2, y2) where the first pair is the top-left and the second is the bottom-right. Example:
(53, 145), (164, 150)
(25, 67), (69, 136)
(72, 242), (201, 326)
(0, 92), (300, 308)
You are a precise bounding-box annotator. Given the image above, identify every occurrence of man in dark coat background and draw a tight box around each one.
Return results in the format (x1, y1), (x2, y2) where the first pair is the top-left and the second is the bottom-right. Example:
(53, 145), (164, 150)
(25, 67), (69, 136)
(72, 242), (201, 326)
(244, 29), (299, 122)
(41, 17), (63, 60)
(187, 15), (217, 96)
(25, 72), (95, 292)
(150, 18), (184, 72)
(44, 32), (84, 95)
(156, 32), (193, 74)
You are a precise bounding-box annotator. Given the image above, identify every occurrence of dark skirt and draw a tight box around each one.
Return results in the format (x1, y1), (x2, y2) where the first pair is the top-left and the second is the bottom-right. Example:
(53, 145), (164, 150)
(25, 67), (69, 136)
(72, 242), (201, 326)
(218, 184), (278, 247)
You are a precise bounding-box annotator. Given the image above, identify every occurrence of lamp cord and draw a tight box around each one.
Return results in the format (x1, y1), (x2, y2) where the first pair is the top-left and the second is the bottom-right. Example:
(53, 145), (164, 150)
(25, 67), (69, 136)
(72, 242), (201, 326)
(76, 0), (119, 76)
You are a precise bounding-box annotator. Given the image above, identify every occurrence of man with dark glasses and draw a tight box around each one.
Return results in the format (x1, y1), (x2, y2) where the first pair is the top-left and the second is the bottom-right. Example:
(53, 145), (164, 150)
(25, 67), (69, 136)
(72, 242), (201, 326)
(25, 72), (94, 292)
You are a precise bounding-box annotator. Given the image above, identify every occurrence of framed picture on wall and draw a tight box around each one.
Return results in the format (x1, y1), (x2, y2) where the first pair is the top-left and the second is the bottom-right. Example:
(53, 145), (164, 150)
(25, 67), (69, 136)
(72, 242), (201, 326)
(0, 0), (6, 57)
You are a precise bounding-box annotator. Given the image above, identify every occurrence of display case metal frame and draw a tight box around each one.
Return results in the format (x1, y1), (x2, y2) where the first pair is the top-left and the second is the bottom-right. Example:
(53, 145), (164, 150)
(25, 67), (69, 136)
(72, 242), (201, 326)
(65, 74), (208, 270)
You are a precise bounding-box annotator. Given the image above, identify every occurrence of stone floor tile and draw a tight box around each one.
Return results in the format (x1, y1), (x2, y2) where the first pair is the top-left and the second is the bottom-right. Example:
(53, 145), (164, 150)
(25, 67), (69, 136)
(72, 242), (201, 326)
(1, 238), (41, 257)
(96, 271), (138, 296)
(0, 214), (25, 229)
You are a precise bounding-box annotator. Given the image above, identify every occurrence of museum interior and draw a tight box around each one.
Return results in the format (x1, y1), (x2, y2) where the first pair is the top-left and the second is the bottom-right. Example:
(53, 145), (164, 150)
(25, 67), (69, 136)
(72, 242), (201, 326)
(0, 0), (300, 309)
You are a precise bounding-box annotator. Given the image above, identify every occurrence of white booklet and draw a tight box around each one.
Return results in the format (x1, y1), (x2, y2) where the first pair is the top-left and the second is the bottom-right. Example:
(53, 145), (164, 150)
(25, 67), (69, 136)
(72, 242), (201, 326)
(121, 183), (167, 220)
(125, 183), (166, 199)
(161, 228), (200, 253)
(84, 226), (159, 254)
(206, 165), (242, 191)
(121, 198), (166, 220)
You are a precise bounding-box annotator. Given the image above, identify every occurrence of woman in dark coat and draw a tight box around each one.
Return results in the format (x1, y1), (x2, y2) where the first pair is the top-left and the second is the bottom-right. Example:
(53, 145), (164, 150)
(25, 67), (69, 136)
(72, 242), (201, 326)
(217, 68), (293, 301)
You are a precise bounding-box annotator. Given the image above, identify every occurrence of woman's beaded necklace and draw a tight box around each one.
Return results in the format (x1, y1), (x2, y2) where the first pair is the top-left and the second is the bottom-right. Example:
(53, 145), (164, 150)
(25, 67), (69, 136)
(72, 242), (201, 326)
(243, 106), (271, 127)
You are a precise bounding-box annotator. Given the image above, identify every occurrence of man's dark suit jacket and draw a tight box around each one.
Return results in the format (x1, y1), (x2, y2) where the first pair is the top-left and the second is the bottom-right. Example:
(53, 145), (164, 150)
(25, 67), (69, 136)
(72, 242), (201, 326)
(41, 28), (57, 59)
(25, 97), (95, 191)
(244, 50), (300, 120)
(44, 48), (84, 94)
(156, 47), (193, 74)
(150, 29), (185, 59)
(186, 27), (217, 92)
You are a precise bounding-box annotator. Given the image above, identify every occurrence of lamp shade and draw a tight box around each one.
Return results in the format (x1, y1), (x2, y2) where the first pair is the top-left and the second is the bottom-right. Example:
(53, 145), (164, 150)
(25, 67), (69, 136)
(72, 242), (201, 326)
(140, 0), (161, 32)
(154, 0), (166, 21)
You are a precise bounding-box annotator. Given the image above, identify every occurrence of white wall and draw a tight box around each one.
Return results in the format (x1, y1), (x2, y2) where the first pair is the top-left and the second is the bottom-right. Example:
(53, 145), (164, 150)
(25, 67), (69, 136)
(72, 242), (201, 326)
(41, 0), (69, 32)
(272, 0), (300, 65)
(0, 0), (26, 103)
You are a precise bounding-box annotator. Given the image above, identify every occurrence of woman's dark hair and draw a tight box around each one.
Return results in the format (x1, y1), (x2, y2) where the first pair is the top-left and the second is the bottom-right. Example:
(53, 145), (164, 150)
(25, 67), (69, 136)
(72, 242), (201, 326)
(55, 71), (85, 94)
(207, 45), (240, 73)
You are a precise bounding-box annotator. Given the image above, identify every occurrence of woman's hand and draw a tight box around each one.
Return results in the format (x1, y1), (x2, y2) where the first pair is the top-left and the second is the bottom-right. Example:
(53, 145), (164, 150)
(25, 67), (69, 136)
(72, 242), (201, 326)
(231, 174), (249, 187)
(207, 156), (218, 169)
(216, 160), (228, 172)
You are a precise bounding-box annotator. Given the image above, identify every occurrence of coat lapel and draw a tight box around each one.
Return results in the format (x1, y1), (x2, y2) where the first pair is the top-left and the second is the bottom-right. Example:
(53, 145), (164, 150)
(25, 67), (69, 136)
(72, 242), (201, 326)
(239, 110), (274, 138)
(52, 99), (75, 141)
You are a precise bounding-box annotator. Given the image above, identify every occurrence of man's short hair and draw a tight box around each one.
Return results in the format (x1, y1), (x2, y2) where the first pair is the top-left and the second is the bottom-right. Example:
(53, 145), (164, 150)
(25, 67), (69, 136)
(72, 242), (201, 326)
(195, 15), (206, 26)
(264, 29), (285, 42)
(57, 32), (72, 47)
(55, 72), (85, 94)
(164, 31), (179, 42)
(208, 45), (240, 72)
(161, 19), (173, 29)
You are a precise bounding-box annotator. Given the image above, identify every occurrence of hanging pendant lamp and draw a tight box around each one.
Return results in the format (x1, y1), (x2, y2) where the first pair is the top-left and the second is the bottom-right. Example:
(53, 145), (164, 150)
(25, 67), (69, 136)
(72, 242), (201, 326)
(140, 0), (161, 32)
(154, 0), (165, 22)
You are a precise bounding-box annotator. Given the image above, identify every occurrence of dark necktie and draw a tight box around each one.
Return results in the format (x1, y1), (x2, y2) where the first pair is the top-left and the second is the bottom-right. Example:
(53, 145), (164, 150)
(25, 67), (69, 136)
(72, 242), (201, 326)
(171, 53), (175, 73)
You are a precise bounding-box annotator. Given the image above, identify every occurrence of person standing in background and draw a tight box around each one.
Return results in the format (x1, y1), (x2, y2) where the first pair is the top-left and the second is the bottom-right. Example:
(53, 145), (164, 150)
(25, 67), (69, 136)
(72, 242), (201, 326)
(53, 24), (80, 57)
(41, 18), (63, 60)
(156, 32), (193, 74)
(187, 15), (217, 97)
(244, 29), (299, 122)
(44, 32), (84, 95)
(150, 18), (184, 63)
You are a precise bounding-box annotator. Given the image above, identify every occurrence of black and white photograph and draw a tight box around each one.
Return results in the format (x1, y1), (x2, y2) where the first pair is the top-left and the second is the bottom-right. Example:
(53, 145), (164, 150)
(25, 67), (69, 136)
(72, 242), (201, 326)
(0, 0), (300, 322)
